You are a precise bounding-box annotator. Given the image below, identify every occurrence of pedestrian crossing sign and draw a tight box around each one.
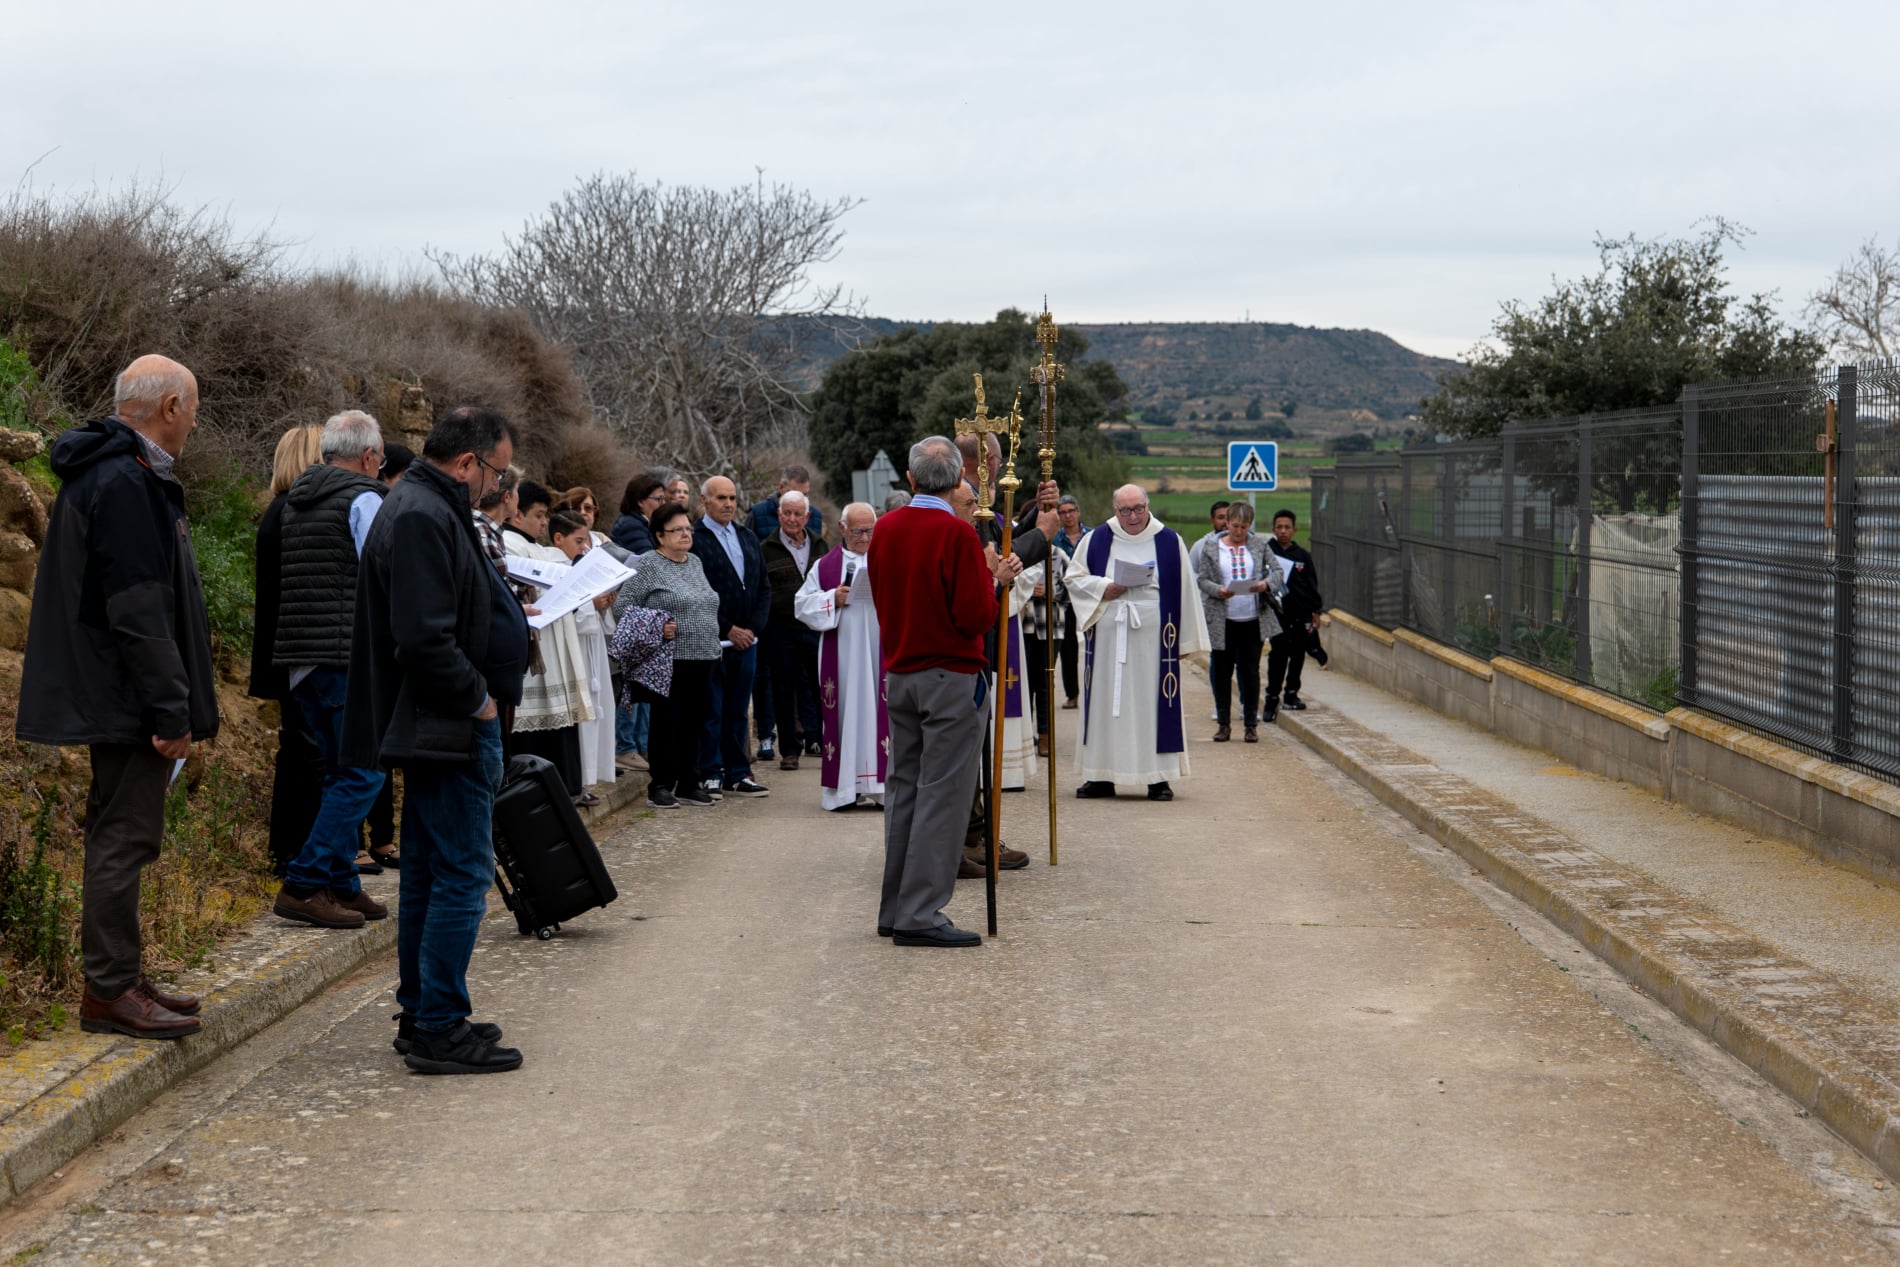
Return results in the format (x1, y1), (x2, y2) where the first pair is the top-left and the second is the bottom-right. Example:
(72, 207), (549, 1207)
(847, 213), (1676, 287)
(1227, 441), (1278, 491)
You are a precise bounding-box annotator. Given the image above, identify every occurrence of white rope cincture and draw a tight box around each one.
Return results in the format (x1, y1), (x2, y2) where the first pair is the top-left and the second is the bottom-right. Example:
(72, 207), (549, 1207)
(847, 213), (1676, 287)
(1111, 600), (1143, 718)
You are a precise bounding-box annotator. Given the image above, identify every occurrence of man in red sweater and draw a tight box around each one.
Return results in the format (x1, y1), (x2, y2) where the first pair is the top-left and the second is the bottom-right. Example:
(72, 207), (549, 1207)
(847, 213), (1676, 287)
(869, 436), (1019, 946)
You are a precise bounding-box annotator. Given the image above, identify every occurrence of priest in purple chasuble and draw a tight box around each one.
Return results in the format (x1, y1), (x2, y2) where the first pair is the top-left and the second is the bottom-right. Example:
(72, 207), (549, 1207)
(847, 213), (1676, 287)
(794, 503), (888, 810)
(1064, 484), (1211, 799)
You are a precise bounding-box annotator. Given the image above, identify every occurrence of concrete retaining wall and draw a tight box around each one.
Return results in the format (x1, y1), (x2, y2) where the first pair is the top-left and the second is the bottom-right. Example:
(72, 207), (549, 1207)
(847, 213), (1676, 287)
(1321, 609), (1900, 885)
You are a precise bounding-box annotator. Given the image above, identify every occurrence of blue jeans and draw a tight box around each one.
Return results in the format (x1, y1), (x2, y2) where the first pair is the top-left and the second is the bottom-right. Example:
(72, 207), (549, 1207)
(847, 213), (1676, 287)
(287, 668), (386, 896)
(396, 717), (504, 1030)
(700, 643), (757, 784)
(616, 700), (649, 755)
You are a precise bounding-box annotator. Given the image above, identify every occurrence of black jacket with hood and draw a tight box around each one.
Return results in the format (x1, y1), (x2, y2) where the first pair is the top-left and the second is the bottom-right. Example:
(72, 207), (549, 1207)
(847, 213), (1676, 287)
(17, 417), (220, 746)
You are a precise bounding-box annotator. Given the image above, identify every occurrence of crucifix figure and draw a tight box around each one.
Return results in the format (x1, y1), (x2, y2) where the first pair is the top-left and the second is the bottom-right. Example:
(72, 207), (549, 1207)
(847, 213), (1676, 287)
(953, 374), (1009, 518)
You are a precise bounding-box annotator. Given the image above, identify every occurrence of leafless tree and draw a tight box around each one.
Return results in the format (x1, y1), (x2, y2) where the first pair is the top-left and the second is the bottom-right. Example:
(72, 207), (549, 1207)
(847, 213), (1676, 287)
(433, 172), (859, 479)
(1806, 237), (1900, 361)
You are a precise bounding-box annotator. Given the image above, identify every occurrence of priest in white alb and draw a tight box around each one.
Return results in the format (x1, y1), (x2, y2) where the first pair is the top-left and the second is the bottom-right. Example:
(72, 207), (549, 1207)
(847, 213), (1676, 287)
(1064, 484), (1210, 801)
(794, 502), (888, 810)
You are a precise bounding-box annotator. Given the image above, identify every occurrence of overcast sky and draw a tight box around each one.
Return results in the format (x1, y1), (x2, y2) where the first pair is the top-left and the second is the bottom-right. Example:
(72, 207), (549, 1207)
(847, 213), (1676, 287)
(11, 1), (1892, 359)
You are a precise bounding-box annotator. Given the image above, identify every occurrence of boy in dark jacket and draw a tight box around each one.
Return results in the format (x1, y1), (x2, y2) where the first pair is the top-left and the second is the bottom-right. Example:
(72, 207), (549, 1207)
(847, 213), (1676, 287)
(1266, 508), (1324, 718)
(18, 355), (217, 1041)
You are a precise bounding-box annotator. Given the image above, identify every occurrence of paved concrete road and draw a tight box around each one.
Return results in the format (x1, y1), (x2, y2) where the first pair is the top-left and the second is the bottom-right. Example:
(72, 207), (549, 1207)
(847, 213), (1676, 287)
(3, 707), (1895, 1265)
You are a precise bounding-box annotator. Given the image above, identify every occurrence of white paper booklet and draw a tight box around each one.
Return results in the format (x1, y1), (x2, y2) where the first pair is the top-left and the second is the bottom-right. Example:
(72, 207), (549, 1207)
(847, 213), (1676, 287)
(1112, 558), (1157, 588)
(502, 554), (571, 590)
(526, 549), (637, 630)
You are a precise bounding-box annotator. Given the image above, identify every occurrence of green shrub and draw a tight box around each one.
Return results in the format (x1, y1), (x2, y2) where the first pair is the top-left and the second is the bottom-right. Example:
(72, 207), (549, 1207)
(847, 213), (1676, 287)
(184, 469), (260, 673)
(1641, 663), (1679, 713)
(0, 335), (33, 431)
(0, 794), (80, 1004)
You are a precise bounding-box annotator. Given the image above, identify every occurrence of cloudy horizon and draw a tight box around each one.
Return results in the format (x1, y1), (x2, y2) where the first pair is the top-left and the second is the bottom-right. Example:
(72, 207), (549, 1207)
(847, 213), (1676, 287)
(11, 0), (1891, 362)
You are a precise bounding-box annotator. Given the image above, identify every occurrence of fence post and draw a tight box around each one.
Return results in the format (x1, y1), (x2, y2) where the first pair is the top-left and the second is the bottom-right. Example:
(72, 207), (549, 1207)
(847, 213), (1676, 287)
(1499, 427), (1516, 656)
(1833, 366), (1859, 760)
(1575, 417), (1593, 683)
(1679, 386), (1699, 707)
(1399, 451), (1414, 628)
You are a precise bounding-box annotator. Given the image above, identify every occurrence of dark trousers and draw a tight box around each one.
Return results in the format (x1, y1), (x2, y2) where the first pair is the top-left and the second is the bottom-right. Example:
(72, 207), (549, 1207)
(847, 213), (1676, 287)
(1059, 612), (1079, 701)
(1267, 627), (1308, 702)
(651, 659), (714, 795)
(701, 643), (758, 784)
(513, 725), (582, 796)
(752, 654), (774, 745)
(1211, 618), (1265, 726)
(1024, 634), (1053, 735)
(767, 623), (820, 750)
(365, 773), (396, 851)
(267, 700), (323, 879)
(396, 718), (503, 1031)
(82, 743), (172, 997)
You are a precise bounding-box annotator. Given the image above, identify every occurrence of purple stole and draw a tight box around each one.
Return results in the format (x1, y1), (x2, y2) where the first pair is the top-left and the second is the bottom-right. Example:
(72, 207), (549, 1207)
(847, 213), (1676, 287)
(1080, 526), (1185, 755)
(815, 549), (889, 788)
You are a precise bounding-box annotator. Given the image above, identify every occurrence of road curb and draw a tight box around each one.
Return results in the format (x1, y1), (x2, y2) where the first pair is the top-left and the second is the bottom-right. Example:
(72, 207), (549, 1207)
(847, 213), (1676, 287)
(1278, 705), (1900, 1184)
(0, 766), (649, 1209)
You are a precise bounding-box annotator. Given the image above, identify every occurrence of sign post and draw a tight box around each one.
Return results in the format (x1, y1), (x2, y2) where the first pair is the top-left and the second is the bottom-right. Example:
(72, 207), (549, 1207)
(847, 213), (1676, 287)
(1227, 440), (1279, 513)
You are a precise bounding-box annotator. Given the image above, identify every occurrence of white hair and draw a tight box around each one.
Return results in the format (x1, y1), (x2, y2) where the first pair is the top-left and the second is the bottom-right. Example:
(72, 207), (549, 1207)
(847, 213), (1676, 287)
(113, 365), (192, 413)
(320, 410), (383, 463)
(841, 501), (875, 523)
(780, 489), (809, 511)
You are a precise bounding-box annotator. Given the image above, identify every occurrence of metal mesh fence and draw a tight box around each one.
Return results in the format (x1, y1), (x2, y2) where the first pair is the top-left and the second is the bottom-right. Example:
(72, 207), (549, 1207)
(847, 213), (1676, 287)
(1314, 362), (1900, 783)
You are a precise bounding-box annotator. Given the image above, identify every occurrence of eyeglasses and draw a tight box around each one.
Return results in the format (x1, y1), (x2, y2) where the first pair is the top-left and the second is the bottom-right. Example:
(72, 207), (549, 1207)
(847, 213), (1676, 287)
(473, 453), (504, 482)
(1114, 505), (1149, 517)
(662, 525), (694, 538)
(844, 526), (874, 537)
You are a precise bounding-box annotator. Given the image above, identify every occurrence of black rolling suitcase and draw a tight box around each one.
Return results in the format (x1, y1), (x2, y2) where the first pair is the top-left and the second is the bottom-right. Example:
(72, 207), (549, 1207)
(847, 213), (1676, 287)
(491, 754), (617, 939)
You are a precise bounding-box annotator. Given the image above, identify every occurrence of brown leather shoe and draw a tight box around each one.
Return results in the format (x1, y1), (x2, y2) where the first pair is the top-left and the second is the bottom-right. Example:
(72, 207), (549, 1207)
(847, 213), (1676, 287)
(1244, 726), (1259, 743)
(81, 985), (201, 1040)
(332, 888), (388, 921)
(995, 844), (1029, 870)
(139, 977), (200, 1017)
(959, 847), (987, 878)
(1037, 733), (1052, 757)
(274, 885), (367, 929)
(1061, 697), (1078, 710)
(779, 752), (800, 771)
(1213, 725), (1231, 742)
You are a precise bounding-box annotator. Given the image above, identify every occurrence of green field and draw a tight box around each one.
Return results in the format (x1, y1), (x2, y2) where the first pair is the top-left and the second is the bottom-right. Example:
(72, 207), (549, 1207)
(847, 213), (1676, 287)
(1147, 490), (1313, 548)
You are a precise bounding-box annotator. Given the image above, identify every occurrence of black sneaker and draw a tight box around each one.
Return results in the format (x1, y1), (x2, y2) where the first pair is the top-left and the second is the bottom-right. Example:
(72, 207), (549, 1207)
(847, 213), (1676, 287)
(392, 1012), (502, 1056)
(647, 787), (679, 809)
(757, 740), (775, 760)
(702, 779), (725, 801)
(722, 778), (770, 798)
(676, 786), (715, 807)
(401, 1020), (522, 1074)
(1282, 695), (1307, 711)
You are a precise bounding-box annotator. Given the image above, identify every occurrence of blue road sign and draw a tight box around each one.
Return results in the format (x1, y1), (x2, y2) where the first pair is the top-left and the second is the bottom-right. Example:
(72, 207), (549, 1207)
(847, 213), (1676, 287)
(1227, 441), (1279, 491)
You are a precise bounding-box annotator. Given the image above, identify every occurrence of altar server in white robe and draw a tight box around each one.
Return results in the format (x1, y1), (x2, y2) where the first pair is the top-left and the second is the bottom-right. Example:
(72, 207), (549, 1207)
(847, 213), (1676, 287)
(1064, 484), (1210, 801)
(794, 503), (889, 810)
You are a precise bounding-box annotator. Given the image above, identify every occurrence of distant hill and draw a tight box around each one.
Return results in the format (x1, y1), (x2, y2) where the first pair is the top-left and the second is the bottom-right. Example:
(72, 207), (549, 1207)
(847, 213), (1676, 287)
(771, 316), (1461, 421)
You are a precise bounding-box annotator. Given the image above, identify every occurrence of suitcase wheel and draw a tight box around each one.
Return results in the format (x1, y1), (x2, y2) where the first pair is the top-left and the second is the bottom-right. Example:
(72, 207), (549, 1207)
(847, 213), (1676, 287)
(535, 925), (558, 941)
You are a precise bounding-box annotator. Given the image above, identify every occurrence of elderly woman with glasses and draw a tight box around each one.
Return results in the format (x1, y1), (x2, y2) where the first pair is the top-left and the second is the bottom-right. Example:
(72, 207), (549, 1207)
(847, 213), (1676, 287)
(612, 501), (724, 808)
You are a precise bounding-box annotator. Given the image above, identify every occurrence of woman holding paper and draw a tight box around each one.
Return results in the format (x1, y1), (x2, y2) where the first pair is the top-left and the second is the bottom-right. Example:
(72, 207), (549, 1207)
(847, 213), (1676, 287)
(612, 501), (721, 808)
(1193, 501), (1284, 744)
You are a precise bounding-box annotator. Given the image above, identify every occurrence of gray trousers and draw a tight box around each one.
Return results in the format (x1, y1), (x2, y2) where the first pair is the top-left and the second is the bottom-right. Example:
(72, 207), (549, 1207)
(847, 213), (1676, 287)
(881, 668), (987, 934)
(84, 743), (172, 997)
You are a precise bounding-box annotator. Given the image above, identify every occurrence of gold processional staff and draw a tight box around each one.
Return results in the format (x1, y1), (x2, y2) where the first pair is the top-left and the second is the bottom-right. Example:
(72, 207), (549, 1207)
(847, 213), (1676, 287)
(953, 373), (1016, 937)
(1030, 306), (1064, 866)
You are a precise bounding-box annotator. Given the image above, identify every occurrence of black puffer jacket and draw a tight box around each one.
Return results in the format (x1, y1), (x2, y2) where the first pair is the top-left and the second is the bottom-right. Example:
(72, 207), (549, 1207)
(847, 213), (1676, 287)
(273, 462), (384, 670)
(17, 417), (220, 746)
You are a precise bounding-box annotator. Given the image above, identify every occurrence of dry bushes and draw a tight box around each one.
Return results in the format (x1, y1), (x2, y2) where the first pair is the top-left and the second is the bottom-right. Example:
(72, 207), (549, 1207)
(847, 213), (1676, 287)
(0, 184), (634, 493)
